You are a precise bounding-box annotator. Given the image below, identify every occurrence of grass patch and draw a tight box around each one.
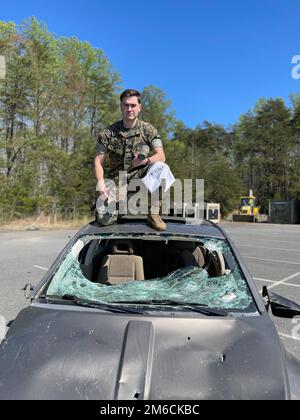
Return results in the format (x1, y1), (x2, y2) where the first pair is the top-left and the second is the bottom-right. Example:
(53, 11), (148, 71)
(0, 214), (92, 231)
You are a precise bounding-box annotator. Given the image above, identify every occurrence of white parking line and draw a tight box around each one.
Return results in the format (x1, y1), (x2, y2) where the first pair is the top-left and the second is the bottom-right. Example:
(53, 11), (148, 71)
(33, 265), (48, 271)
(237, 238), (300, 246)
(279, 332), (300, 342)
(254, 277), (275, 283)
(255, 278), (300, 289)
(239, 244), (300, 253)
(267, 271), (300, 290)
(244, 256), (300, 265)
(226, 230), (300, 238)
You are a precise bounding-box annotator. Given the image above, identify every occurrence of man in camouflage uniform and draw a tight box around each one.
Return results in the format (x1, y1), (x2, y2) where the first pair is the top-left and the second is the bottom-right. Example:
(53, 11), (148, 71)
(94, 88), (166, 230)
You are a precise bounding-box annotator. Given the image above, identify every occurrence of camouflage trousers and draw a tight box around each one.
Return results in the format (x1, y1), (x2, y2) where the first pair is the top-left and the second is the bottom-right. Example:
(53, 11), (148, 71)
(96, 165), (162, 226)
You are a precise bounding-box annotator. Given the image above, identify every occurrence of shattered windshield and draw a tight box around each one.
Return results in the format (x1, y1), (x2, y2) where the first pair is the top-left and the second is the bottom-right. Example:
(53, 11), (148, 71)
(45, 234), (254, 312)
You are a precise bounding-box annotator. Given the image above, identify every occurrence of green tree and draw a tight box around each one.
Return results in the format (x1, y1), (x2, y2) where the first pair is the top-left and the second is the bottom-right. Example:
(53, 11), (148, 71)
(168, 121), (240, 215)
(233, 98), (294, 206)
(0, 17), (121, 221)
(203, 156), (241, 215)
(140, 85), (176, 142)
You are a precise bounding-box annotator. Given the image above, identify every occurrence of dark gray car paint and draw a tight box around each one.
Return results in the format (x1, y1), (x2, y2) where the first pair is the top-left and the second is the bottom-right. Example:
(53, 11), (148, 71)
(1, 219), (300, 400)
(0, 305), (292, 400)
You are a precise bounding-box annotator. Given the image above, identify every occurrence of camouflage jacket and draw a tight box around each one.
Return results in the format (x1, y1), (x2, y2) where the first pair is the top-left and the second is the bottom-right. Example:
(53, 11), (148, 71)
(97, 119), (163, 179)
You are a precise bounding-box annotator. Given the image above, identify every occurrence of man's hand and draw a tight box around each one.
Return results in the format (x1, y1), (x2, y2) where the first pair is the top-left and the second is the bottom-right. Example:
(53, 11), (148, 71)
(94, 155), (108, 197)
(131, 154), (149, 168)
(96, 179), (109, 198)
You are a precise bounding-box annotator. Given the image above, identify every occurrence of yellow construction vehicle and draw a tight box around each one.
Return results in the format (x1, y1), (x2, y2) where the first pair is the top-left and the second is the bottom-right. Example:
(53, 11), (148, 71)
(233, 190), (267, 222)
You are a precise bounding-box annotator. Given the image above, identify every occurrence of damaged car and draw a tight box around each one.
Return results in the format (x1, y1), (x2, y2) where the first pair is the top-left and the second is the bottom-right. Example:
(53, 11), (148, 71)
(0, 216), (300, 400)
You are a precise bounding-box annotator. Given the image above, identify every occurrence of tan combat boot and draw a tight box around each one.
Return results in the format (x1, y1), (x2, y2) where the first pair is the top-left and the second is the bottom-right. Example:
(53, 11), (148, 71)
(147, 213), (166, 231)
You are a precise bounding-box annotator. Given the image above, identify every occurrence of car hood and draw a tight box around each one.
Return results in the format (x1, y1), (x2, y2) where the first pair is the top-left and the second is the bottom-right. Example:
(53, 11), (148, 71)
(0, 305), (290, 400)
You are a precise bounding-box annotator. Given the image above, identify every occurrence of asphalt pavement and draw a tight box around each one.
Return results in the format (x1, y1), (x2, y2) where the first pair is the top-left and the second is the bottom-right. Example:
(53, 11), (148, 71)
(0, 230), (77, 326)
(0, 222), (300, 361)
(222, 221), (300, 360)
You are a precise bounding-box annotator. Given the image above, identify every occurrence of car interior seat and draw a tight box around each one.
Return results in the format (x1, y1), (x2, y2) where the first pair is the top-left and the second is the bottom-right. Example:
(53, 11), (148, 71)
(96, 239), (145, 285)
(181, 245), (207, 268)
(206, 250), (226, 277)
(181, 246), (227, 277)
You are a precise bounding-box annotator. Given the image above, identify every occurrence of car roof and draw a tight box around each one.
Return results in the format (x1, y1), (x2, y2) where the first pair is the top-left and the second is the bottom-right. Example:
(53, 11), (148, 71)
(78, 216), (226, 239)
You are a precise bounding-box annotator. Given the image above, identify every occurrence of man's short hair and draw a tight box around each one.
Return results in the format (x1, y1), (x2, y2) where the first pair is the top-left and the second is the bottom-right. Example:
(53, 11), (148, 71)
(120, 89), (141, 104)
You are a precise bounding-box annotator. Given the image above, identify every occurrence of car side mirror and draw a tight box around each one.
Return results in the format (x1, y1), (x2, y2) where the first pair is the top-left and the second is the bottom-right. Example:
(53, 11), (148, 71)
(262, 286), (300, 318)
(22, 283), (34, 299)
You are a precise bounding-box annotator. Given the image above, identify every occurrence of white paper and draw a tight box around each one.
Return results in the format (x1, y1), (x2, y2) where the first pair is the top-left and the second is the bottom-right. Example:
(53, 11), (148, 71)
(141, 162), (175, 193)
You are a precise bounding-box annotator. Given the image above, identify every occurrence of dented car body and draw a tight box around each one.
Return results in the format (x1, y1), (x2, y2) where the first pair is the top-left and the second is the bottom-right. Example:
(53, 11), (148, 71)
(1, 217), (300, 400)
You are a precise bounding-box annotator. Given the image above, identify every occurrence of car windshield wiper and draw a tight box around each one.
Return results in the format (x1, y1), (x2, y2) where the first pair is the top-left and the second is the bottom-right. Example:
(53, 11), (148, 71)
(111, 299), (228, 316)
(39, 294), (143, 314)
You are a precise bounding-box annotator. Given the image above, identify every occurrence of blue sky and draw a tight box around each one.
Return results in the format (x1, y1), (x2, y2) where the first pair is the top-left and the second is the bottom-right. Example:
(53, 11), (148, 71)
(1, 0), (300, 128)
